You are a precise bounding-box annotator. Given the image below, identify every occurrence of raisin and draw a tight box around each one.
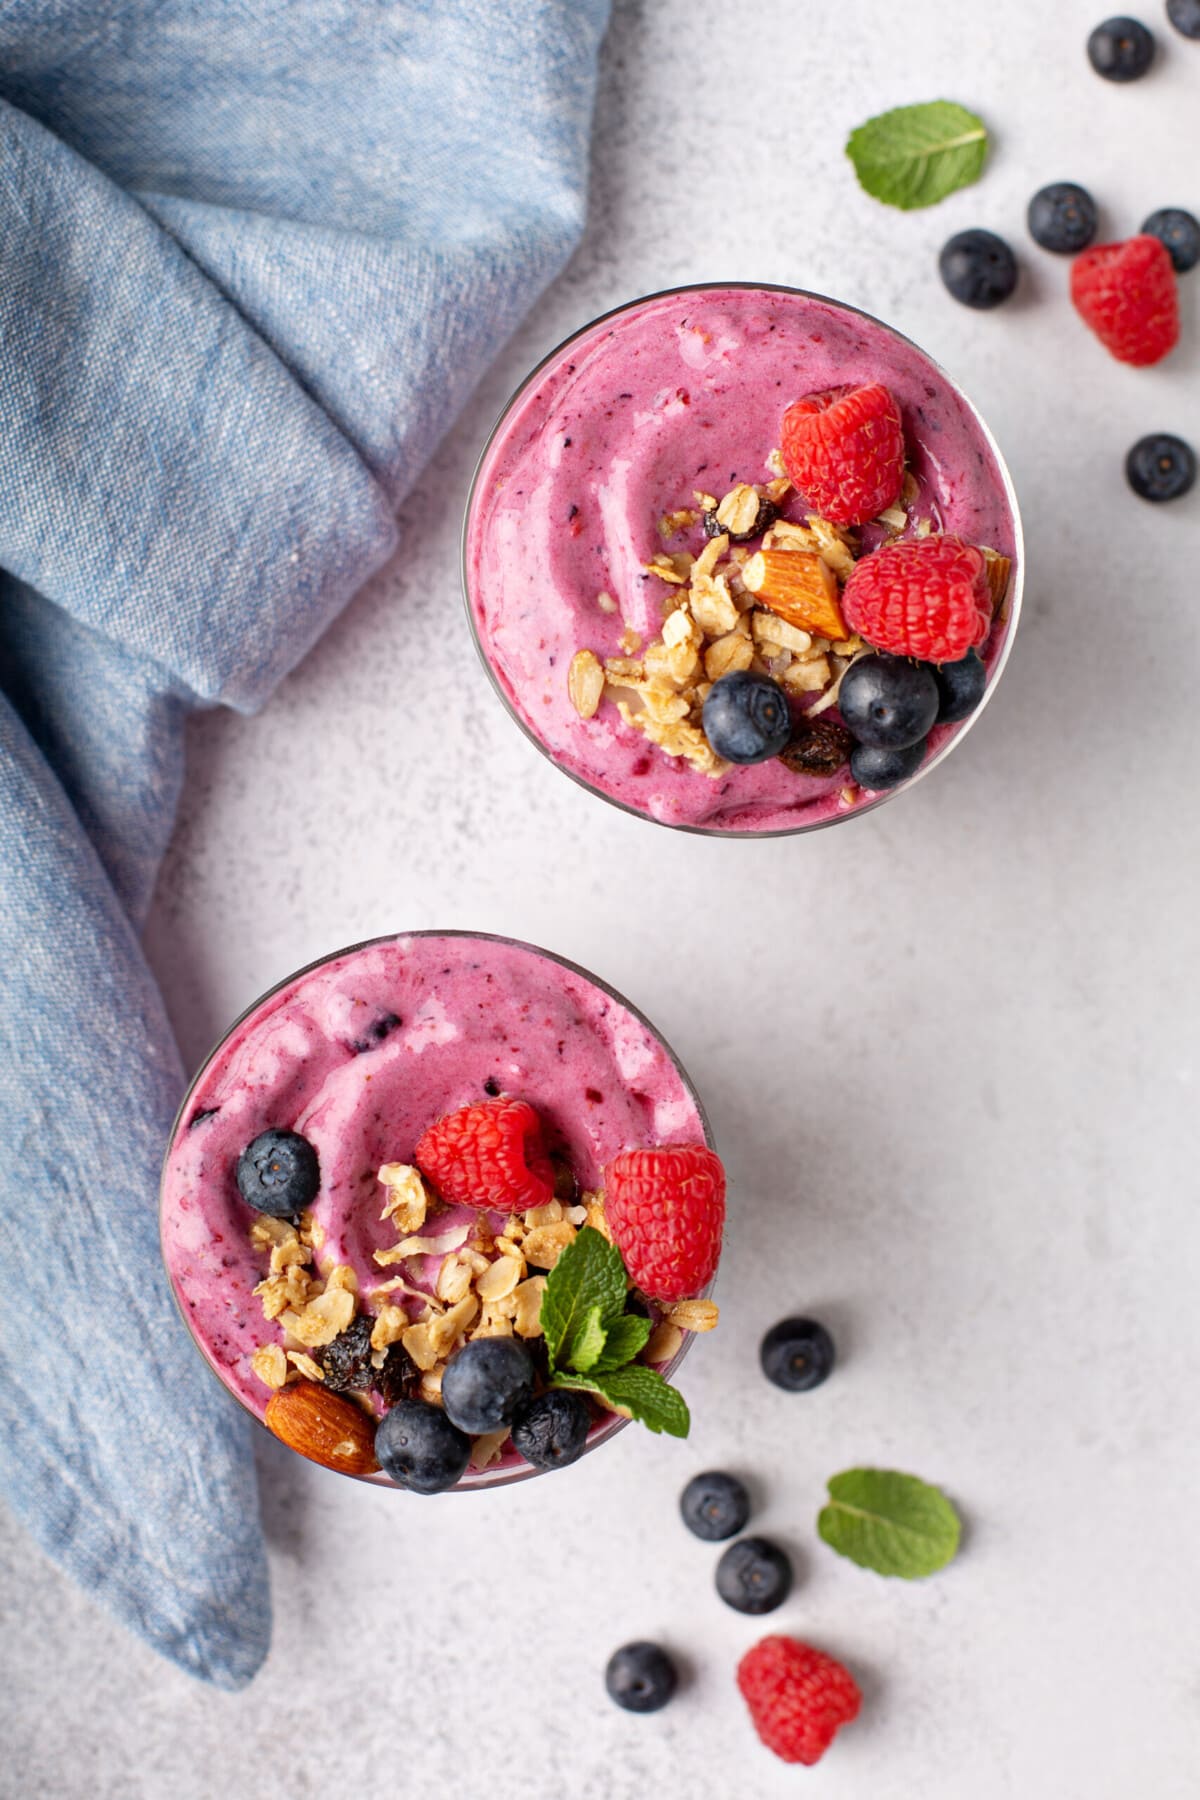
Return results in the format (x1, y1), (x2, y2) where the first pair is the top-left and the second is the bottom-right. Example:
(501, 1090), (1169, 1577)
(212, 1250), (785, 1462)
(778, 718), (854, 778)
(702, 497), (777, 544)
(318, 1316), (377, 1392)
(374, 1342), (415, 1407)
(551, 1153), (579, 1204)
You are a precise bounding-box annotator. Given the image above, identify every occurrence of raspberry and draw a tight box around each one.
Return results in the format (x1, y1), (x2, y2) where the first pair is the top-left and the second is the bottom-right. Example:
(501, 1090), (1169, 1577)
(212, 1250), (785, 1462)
(605, 1145), (724, 1302)
(737, 1636), (861, 1766)
(1070, 235), (1179, 367)
(414, 1098), (554, 1212)
(842, 533), (991, 663)
(780, 382), (905, 528)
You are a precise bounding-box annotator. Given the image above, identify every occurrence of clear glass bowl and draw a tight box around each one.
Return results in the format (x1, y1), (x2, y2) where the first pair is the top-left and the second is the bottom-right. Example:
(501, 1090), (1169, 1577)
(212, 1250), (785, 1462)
(463, 281), (1024, 837)
(160, 930), (714, 1491)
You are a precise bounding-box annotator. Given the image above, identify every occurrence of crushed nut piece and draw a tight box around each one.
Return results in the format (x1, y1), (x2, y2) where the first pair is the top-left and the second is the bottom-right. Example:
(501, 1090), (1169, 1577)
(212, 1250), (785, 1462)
(251, 1343), (289, 1390)
(374, 1223), (470, 1266)
(596, 590), (618, 613)
(668, 1298), (720, 1333)
(584, 1198), (612, 1242)
(469, 1429), (511, 1471)
(286, 1351), (326, 1383)
(377, 1162), (430, 1233)
(435, 1254), (475, 1306)
(370, 1305), (408, 1351)
(512, 1275), (547, 1337)
(618, 625), (642, 656)
(643, 552), (692, 586)
(477, 1255), (524, 1302)
(714, 482), (764, 537)
(429, 1293), (479, 1359)
(419, 1365), (445, 1404)
(280, 1282), (356, 1348)
(524, 1200), (564, 1229)
(644, 1322), (684, 1365)
(522, 1221), (579, 1269)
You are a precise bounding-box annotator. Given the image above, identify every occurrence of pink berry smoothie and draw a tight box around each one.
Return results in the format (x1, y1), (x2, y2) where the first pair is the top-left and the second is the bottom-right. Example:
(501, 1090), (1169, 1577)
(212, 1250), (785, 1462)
(464, 283), (1022, 834)
(160, 932), (710, 1484)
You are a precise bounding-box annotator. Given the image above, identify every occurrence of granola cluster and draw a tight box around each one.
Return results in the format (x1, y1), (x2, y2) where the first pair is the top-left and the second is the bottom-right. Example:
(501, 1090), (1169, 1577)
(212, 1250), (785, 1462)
(249, 1158), (718, 1472)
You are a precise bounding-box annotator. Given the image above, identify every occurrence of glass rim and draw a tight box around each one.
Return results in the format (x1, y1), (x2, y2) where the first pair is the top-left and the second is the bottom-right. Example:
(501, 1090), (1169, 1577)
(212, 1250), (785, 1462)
(159, 928), (715, 1492)
(461, 279), (1026, 838)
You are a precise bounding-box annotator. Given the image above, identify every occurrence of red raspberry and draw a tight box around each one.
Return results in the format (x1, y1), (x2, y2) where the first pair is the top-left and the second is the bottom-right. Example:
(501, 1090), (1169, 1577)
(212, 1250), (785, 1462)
(605, 1145), (724, 1303)
(780, 382), (905, 527)
(1070, 234), (1179, 366)
(737, 1636), (861, 1766)
(842, 533), (991, 662)
(414, 1098), (553, 1212)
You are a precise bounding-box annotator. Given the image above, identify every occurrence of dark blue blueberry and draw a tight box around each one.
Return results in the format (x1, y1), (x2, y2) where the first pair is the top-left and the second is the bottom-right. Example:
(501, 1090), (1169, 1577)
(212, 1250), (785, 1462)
(1027, 182), (1098, 254)
(680, 1470), (751, 1542)
(760, 1316), (836, 1392)
(702, 670), (792, 764)
(235, 1128), (319, 1219)
(511, 1390), (592, 1470)
(1087, 15), (1155, 78)
(1125, 433), (1196, 501)
(929, 648), (988, 723)
(1141, 207), (1200, 273)
(375, 1399), (471, 1494)
(1167, 0), (1200, 36)
(938, 230), (1019, 309)
(440, 1337), (536, 1435)
(849, 737), (927, 791)
(605, 1642), (678, 1713)
(715, 1537), (793, 1614)
(838, 654), (939, 749)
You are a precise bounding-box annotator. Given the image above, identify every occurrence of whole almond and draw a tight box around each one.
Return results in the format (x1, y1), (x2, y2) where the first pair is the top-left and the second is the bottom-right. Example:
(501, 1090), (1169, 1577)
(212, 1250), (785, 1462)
(264, 1379), (379, 1476)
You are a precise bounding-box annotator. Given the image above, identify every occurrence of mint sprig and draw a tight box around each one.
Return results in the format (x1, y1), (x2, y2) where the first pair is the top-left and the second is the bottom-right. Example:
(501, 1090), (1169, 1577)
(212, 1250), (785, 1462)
(539, 1226), (689, 1437)
(818, 1468), (961, 1578)
(846, 101), (988, 211)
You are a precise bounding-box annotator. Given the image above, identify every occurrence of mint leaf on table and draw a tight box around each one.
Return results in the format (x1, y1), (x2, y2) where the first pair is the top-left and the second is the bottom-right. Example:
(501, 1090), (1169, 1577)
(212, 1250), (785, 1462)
(846, 101), (988, 211)
(588, 1311), (652, 1372)
(553, 1365), (691, 1438)
(539, 1226), (627, 1370)
(818, 1468), (962, 1578)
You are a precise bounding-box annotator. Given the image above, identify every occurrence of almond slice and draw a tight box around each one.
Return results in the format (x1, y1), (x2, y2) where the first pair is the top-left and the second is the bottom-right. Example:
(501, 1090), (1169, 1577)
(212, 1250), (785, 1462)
(981, 547), (1012, 611)
(265, 1381), (379, 1475)
(743, 549), (847, 641)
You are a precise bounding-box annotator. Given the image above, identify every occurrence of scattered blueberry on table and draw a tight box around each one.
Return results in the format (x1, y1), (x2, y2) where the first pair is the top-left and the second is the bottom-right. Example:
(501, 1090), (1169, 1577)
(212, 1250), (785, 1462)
(680, 1470), (751, 1542)
(1086, 15), (1156, 79)
(1125, 433), (1196, 501)
(605, 1642), (679, 1713)
(1141, 206), (1200, 273)
(716, 1537), (794, 1615)
(1028, 182), (1099, 253)
(938, 228), (1019, 308)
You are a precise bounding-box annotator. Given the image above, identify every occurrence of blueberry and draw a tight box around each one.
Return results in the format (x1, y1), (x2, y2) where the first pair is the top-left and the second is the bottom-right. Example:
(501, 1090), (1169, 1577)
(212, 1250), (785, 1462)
(715, 1537), (793, 1614)
(849, 737), (927, 791)
(680, 1470), (751, 1542)
(1027, 182), (1098, 254)
(375, 1399), (471, 1494)
(440, 1337), (536, 1435)
(1141, 207), (1200, 273)
(929, 648), (988, 723)
(701, 670), (792, 763)
(838, 654), (939, 749)
(1167, 0), (1200, 36)
(605, 1642), (678, 1713)
(511, 1390), (591, 1470)
(235, 1128), (319, 1219)
(1087, 15), (1155, 78)
(760, 1316), (836, 1392)
(1125, 433), (1197, 501)
(777, 717), (854, 777)
(938, 229), (1019, 309)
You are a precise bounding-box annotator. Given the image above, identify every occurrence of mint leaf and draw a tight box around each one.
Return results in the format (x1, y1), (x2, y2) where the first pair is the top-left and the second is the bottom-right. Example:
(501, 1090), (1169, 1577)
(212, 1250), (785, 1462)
(539, 1226), (627, 1371)
(818, 1469), (961, 1578)
(846, 101), (988, 211)
(589, 1312), (651, 1372)
(567, 1304), (607, 1373)
(554, 1365), (690, 1438)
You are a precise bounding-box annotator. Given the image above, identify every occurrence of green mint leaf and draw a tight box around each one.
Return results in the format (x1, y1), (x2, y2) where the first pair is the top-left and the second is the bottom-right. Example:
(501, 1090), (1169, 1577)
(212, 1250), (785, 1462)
(818, 1468), (961, 1578)
(553, 1365), (690, 1438)
(589, 1312), (652, 1372)
(539, 1226), (628, 1372)
(567, 1304), (608, 1373)
(846, 101), (988, 211)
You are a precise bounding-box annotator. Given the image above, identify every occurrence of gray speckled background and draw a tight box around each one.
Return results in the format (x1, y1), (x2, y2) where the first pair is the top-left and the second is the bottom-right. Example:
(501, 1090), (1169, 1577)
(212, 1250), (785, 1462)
(5, 3), (1200, 1794)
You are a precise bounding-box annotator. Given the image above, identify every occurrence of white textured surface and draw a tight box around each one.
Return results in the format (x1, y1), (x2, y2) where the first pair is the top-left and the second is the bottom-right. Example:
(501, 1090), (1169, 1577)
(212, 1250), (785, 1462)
(6, 2), (1200, 1794)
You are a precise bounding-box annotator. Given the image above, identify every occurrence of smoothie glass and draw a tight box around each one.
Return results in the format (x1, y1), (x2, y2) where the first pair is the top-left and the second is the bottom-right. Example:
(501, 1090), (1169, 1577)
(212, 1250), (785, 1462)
(160, 931), (714, 1491)
(463, 282), (1024, 836)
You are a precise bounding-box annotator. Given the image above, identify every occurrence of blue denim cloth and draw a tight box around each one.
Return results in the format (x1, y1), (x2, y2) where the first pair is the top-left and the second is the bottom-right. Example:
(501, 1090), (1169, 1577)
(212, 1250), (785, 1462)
(0, 0), (609, 1689)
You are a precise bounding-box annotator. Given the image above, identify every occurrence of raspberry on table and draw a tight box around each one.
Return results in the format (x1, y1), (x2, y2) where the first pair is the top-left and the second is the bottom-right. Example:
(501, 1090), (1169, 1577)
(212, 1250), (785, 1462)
(737, 1635), (861, 1765)
(605, 1144), (725, 1303)
(842, 533), (992, 664)
(781, 382), (906, 527)
(1070, 234), (1179, 366)
(414, 1097), (554, 1212)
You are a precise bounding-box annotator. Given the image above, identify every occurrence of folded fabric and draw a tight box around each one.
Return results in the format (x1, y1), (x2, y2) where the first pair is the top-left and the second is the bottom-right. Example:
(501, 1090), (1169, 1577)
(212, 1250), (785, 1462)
(0, 0), (609, 1689)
